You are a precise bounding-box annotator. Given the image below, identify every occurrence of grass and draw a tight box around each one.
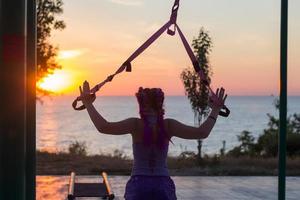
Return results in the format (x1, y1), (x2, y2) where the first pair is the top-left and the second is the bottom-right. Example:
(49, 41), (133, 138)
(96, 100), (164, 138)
(37, 150), (300, 176)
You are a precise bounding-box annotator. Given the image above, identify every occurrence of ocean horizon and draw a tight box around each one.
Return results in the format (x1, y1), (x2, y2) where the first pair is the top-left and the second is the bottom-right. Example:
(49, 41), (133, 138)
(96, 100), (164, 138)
(37, 95), (300, 157)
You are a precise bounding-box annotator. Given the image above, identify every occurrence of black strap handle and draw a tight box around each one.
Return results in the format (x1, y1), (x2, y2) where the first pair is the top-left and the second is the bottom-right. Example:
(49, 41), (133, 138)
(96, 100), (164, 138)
(207, 84), (230, 118)
(208, 97), (230, 118)
(219, 105), (230, 117)
(72, 93), (96, 111)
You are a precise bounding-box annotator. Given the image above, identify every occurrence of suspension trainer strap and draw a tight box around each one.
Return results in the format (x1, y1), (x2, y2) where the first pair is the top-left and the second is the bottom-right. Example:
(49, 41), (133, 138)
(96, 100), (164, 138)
(72, 21), (172, 110)
(176, 25), (206, 82)
(122, 21), (172, 71)
(72, 0), (230, 117)
(176, 24), (230, 117)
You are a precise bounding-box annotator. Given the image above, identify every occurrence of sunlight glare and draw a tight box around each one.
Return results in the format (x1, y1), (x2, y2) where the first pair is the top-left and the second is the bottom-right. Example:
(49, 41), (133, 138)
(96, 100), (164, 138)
(37, 70), (71, 93)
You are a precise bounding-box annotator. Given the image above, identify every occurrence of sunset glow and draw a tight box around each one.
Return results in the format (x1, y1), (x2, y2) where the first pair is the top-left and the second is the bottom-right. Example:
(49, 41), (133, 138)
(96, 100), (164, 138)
(37, 70), (72, 93)
(48, 0), (300, 96)
(57, 49), (84, 60)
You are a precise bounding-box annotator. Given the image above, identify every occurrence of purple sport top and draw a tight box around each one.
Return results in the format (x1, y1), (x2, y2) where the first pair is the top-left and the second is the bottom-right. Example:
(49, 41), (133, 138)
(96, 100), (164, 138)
(131, 142), (169, 176)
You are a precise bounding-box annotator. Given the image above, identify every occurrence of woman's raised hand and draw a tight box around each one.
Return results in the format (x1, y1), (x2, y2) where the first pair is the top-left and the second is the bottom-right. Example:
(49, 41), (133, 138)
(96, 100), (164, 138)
(79, 80), (96, 105)
(209, 87), (227, 110)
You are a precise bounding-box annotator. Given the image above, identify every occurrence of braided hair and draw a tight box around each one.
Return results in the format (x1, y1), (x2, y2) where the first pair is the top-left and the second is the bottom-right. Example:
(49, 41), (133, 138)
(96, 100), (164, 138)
(135, 87), (171, 148)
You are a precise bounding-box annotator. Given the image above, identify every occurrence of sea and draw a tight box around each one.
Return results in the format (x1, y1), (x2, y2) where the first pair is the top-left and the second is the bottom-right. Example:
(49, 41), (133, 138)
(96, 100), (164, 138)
(37, 96), (300, 157)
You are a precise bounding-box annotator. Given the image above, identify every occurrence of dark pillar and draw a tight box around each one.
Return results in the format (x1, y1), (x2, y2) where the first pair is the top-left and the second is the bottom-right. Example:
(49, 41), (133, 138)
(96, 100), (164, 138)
(26, 0), (36, 200)
(279, 0), (288, 200)
(0, 0), (27, 199)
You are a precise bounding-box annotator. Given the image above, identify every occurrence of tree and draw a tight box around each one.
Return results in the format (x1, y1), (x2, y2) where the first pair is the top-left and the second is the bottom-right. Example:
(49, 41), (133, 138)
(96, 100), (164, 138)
(256, 112), (300, 157)
(227, 131), (256, 157)
(255, 98), (300, 157)
(228, 99), (300, 157)
(37, 0), (66, 95)
(180, 27), (213, 160)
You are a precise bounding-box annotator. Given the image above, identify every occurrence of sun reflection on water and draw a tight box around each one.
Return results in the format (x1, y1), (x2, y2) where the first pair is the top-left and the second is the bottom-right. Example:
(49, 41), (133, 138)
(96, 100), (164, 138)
(37, 99), (61, 153)
(36, 176), (68, 200)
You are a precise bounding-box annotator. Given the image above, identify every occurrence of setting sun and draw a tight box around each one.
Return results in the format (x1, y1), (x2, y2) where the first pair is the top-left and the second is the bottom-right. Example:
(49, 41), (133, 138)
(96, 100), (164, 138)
(37, 70), (72, 93)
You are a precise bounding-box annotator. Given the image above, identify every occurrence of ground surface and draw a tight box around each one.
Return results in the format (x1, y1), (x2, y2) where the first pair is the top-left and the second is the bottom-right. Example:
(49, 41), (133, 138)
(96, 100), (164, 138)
(37, 176), (300, 200)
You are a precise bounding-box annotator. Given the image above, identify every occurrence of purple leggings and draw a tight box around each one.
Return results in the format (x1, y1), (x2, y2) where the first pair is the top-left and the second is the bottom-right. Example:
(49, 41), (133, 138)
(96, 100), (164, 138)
(124, 175), (177, 200)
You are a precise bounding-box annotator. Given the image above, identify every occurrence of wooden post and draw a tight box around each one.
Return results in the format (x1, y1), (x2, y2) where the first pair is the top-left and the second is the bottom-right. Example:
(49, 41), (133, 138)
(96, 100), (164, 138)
(26, 0), (37, 199)
(0, 0), (27, 199)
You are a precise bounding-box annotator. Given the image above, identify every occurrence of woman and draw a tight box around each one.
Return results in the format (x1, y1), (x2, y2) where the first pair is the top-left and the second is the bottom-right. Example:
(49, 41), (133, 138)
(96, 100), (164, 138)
(79, 81), (227, 200)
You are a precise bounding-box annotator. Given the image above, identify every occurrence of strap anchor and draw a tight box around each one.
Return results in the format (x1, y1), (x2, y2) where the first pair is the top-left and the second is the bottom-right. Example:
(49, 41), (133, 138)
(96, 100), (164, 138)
(167, 0), (180, 36)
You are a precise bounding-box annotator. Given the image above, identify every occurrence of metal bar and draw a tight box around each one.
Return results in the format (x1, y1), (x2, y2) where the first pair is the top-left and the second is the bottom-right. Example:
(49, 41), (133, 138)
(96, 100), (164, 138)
(67, 172), (76, 200)
(102, 172), (115, 200)
(0, 0), (27, 199)
(26, 0), (37, 200)
(279, 0), (288, 200)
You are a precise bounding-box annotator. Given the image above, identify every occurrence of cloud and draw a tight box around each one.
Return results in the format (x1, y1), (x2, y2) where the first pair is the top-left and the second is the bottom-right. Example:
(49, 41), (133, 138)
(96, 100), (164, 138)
(107, 0), (144, 6)
(57, 49), (89, 60)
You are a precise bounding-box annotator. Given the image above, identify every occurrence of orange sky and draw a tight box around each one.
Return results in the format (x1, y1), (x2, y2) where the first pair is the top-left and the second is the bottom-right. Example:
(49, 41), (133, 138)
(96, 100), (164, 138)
(46, 0), (299, 96)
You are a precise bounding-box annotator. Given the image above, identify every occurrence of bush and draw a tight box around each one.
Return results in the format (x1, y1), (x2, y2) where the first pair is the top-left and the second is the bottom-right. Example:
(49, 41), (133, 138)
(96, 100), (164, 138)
(256, 113), (300, 157)
(286, 133), (300, 156)
(68, 141), (87, 156)
(112, 149), (127, 159)
(227, 131), (257, 157)
(179, 151), (197, 159)
(228, 101), (300, 157)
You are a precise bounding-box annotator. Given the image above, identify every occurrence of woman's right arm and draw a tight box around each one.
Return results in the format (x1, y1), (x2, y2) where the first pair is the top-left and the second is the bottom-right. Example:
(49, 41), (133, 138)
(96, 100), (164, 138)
(167, 88), (227, 139)
(80, 81), (138, 135)
(85, 103), (138, 135)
